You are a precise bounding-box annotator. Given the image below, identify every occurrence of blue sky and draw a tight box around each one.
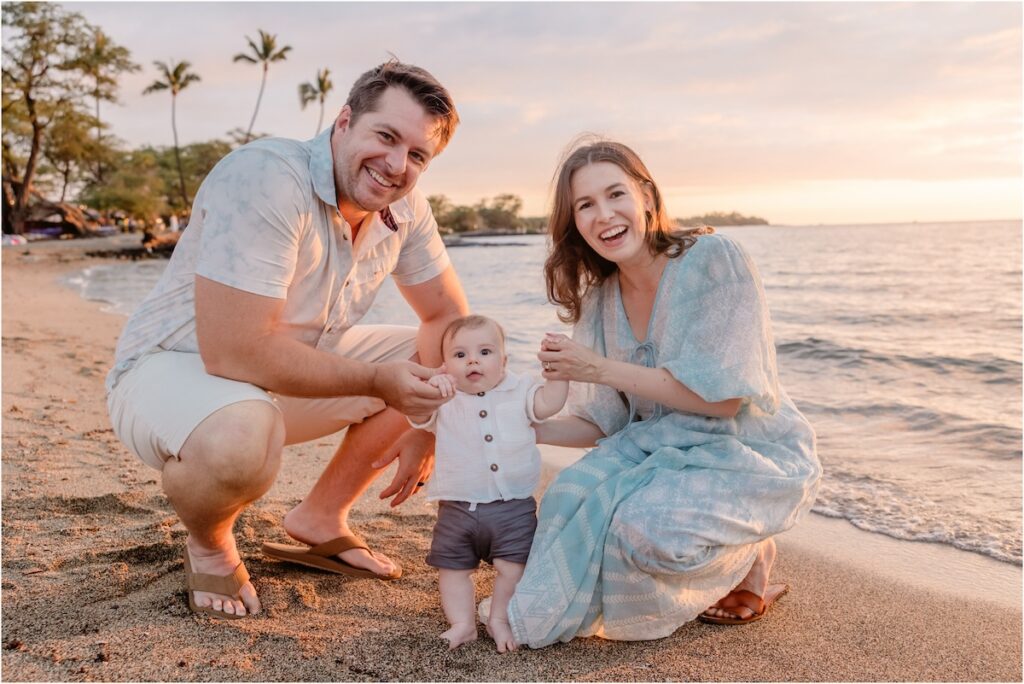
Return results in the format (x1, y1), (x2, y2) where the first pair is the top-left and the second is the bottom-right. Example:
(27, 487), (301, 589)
(68, 1), (1022, 224)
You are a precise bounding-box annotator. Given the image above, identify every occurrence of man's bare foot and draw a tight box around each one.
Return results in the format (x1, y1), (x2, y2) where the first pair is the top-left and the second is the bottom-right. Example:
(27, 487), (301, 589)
(186, 537), (260, 617)
(703, 537), (777, 621)
(282, 508), (398, 577)
(440, 623), (478, 649)
(487, 617), (518, 653)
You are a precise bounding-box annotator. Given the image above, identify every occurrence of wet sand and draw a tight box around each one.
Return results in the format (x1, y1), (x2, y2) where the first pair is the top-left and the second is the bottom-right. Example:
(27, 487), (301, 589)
(2, 239), (1021, 682)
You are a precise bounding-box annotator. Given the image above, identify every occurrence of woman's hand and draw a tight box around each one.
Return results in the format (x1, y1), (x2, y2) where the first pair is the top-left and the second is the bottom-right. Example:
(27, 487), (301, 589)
(538, 332), (606, 384)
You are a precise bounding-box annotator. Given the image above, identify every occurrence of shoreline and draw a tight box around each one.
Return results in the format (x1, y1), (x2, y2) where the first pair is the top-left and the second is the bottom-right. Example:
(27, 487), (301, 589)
(2, 243), (1021, 681)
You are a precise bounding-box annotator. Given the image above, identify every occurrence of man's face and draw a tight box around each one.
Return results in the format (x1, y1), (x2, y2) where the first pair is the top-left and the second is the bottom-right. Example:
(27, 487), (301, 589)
(331, 87), (441, 223)
(443, 322), (507, 394)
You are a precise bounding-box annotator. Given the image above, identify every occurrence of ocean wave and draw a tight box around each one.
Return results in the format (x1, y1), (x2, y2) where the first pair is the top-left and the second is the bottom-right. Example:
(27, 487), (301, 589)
(812, 475), (1022, 565)
(777, 336), (1022, 378)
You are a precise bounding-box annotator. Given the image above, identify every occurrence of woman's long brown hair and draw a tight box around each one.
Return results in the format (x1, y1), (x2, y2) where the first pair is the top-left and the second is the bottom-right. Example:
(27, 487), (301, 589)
(544, 138), (711, 324)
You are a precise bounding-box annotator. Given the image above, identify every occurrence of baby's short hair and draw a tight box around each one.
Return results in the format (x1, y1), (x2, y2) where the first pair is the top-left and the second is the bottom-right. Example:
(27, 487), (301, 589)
(440, 315), (506, 356)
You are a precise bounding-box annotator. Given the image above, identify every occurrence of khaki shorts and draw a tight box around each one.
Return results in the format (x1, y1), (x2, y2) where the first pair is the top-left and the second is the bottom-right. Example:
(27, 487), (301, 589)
(107, 324), (417, 470)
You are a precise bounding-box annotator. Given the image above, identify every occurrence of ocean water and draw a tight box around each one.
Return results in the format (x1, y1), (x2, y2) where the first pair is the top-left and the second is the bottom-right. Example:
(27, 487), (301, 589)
(69, 220), (1023, 565)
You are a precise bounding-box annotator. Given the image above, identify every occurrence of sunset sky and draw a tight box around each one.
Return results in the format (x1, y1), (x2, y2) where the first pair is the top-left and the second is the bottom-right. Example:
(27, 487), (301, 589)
(69, 1), (1022, 225)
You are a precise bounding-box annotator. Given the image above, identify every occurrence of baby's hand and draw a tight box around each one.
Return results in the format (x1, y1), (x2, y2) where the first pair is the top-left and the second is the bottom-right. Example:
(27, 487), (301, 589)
(428, 372), (458, 398)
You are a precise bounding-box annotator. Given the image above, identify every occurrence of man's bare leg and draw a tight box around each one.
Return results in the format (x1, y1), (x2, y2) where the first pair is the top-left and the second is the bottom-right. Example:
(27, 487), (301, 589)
(282, 407), (415, 576)
(163, 400), (285, 616)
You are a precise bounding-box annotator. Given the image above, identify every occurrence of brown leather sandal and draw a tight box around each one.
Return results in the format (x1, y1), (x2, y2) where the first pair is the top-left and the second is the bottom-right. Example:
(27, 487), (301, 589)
(261, 534), (402, 580)
(698, 583), (790, 625)
(183, 551), (252, 620)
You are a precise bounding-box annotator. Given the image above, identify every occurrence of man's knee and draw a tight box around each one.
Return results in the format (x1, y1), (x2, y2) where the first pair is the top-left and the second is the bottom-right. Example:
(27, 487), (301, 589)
(179, 400), (284, 492)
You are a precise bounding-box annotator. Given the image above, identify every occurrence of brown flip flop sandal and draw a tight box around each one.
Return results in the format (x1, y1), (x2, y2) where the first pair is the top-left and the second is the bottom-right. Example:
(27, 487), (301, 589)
(698, 583), (790, 625)
(261, 534), (402, 580)
(183, 551), (252, 620)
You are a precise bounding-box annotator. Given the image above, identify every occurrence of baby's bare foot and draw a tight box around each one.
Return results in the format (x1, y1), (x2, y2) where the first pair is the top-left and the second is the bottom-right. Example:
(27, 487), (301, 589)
(440, 623), (477, 650)
(487, 617), (518, 653)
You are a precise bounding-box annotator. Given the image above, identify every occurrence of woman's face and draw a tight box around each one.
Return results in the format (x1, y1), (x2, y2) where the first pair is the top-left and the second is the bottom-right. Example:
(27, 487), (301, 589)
(569, 161), (653, 269)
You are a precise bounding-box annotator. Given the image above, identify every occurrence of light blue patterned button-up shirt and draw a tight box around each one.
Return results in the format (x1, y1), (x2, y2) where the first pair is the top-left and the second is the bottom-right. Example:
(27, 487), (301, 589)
(107, 128), (450, 393)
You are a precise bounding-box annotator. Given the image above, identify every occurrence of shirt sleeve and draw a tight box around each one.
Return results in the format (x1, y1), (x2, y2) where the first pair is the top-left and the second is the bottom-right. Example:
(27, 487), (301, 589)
(525, 378), (553, 424)
(194, 148), (308, 299)
(390, 189), (451, 287)
(407, 411), (438, 432)
(658, 235), (780, 415)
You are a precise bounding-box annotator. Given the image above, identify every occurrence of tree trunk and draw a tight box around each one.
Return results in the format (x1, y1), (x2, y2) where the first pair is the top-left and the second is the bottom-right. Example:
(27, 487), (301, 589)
(171, 93), (189, 210)
(244, 64), (268, 144)
(316, 96), (325, 137)
(95, 89), (103, 183)
(12, 94), (44, 235)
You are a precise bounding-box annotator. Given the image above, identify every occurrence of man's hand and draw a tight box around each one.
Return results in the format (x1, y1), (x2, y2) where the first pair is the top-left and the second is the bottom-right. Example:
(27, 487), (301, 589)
(372, 429), (435, 507)
(373, 361), (449, 415)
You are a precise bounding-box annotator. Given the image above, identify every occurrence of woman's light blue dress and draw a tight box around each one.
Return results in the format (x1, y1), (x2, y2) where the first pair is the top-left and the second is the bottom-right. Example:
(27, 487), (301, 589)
(508, 233), (821, 647)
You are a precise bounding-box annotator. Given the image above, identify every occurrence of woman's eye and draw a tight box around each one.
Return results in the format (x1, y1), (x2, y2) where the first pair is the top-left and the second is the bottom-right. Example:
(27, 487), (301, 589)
(575, 201), (591, 211)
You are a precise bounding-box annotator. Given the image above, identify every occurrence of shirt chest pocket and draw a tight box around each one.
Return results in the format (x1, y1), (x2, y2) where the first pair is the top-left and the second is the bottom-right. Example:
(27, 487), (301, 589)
(495, 403), (534, 450)
(353, 251), (399, 286)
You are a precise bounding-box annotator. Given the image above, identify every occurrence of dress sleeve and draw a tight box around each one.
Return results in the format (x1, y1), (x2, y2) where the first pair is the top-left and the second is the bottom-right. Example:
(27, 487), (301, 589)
(659, 235), (780, 415)
(566, 288), (631, 436)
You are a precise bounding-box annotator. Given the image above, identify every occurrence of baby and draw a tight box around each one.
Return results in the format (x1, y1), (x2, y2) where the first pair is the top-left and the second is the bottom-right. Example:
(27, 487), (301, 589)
(409, 315), (568, 653)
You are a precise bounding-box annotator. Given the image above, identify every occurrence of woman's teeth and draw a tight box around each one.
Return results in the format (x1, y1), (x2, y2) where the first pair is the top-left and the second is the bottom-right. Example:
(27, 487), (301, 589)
(600, 226), (627, 241)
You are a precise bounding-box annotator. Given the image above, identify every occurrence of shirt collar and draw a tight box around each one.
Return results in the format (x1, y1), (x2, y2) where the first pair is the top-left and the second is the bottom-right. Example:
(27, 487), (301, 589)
(460, 372), (520, 396)
(308, 128), (414, 229)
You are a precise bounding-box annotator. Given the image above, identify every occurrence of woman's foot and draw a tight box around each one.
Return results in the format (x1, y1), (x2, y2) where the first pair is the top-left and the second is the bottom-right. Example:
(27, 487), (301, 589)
(702, 537), (777, 621)
(282, 507), (399, 577)
(185, 537), (260, 617)
(440, 622), (478, 649)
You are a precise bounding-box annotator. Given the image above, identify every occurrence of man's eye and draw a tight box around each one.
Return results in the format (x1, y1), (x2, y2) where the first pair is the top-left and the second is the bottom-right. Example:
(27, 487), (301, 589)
(378, 132), (394, 142)
(411, 152), (425, 164)
(610, 190), (625, 198)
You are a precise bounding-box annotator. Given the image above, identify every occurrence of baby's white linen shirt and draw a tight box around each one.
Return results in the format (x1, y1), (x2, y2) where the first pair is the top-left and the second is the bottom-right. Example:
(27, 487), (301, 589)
(410, 372), (547, 505)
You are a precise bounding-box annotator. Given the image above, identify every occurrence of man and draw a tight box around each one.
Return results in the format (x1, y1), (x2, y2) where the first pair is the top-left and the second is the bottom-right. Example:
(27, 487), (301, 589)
(106, 61), (469, 619)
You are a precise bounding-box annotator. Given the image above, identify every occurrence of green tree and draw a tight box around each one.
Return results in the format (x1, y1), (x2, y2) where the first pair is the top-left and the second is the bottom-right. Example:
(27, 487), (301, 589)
(476, 193), (524, 230)
(427, 193), (452, 227)
(233, 29), (291, 144)
(1, 2), (92, 233)
(81, 148), (167, 222)
(298, 67), (333, 137)
(68, 27), (138, 183)
(41, 103), (98, 201)
(142, 60), (200, 212)
(446, 205), (481, 233)
(150, 139), (232, 213)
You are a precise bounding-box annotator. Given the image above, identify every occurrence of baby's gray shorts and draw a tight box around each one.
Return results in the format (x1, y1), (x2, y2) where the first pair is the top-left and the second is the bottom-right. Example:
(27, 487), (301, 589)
(427, 497), (537, 570)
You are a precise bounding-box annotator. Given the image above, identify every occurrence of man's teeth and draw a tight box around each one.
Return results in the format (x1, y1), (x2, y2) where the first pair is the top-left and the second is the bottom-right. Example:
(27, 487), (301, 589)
(600, 226), (627, 240)
(366, 167), (395, 187)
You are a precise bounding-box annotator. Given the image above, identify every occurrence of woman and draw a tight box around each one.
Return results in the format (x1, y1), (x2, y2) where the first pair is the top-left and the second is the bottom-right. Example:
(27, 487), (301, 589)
(507, 140), (821, 648)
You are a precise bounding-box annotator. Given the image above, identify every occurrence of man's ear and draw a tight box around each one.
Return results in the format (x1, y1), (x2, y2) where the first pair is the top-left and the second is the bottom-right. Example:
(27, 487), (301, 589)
(334, 105), (353, 134)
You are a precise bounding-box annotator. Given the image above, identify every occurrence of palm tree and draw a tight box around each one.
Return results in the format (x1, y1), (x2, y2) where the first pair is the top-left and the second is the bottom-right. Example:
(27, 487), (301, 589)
(233, 30), (291, 144)
(142, 60), (200, 211)
(298, 68), (333, 137)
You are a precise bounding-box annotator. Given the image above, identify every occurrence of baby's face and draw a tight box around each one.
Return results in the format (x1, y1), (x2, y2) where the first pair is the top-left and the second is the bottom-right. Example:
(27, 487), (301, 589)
(443, 323), (507, 393)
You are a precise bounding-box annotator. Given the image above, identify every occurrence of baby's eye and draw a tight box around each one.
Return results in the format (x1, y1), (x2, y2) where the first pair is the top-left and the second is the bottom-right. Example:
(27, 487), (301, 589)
(454, 351), (465, 358)
(481, 349), (491, 355)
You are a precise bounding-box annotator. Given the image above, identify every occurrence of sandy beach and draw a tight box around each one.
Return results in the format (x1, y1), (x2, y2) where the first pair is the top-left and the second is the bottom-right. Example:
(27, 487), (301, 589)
(2, 238), (1021, 682)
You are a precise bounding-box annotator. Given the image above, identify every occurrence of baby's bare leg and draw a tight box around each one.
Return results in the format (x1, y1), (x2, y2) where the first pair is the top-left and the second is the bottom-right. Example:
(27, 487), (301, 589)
(487, 559), (525, 653)
(439, 568), (478, 649)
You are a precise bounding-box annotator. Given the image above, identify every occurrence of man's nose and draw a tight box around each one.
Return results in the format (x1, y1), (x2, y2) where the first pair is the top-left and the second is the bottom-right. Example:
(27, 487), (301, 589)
(385, 147), (407, 176)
